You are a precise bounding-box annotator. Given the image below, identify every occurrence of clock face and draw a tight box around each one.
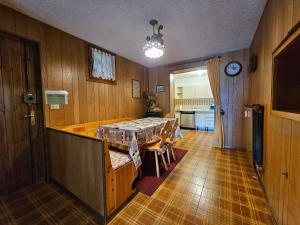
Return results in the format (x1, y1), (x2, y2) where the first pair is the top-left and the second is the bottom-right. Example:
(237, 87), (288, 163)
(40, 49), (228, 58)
(225, 61), (242, 77)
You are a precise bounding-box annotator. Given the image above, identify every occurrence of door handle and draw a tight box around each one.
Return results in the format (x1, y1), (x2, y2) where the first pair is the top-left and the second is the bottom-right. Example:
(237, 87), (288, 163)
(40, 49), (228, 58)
(220, 109), (225, 115)
(24, 114), (34, 118)
(24, 109), (35, 118)
(24, 110), (36, 125)
(282, 171), (288, 178)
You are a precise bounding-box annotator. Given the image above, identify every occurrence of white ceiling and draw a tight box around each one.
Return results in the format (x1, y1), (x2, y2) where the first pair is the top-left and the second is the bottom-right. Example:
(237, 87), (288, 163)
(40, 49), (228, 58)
(2, 0), (267, 68)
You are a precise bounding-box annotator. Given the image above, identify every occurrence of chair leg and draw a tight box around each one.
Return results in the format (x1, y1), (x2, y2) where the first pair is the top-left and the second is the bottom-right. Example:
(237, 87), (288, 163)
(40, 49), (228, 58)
(138, 167), (143, 179)
(171, 146), (176, 161)
(166, 148), (171, 165)
(161, 153), (168, 171)
(154, 151), (160, 178)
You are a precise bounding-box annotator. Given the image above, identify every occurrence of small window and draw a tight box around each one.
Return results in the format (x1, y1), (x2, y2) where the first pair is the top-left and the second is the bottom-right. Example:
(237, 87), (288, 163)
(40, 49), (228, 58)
(87, 45), (116, 85)
(272, 24), (300, 121)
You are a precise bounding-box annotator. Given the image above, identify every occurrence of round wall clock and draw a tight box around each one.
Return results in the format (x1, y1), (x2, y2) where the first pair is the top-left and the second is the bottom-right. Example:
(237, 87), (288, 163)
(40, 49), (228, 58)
(224, 61), (242, 77)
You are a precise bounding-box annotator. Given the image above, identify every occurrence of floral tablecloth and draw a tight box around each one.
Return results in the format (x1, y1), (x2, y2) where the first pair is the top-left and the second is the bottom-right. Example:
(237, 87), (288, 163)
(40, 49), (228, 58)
(96, 117), (176, 168)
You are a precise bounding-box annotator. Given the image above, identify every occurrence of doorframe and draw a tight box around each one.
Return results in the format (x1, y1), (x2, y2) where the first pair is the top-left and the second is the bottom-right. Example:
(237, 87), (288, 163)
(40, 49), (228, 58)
(169, 73), (175, 116)
(0, 31), (46, 190)
(169, 66), (207, 116)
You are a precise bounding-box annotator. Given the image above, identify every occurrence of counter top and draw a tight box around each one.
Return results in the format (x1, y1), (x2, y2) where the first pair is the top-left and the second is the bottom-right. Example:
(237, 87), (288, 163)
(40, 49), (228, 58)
(175, 109), (214, 113)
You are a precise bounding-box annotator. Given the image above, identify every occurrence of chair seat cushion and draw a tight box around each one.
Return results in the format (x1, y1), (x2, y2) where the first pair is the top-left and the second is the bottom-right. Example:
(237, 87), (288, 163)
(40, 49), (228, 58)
(109, 150), (131, 169)
(166, 137), (176, 144)
(142, 141), (160, 151)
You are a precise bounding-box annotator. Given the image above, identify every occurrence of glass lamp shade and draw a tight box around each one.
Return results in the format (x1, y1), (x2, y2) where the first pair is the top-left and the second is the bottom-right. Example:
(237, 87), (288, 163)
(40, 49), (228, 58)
(144, 20), (165, 59)
(144, 46), (164, 58)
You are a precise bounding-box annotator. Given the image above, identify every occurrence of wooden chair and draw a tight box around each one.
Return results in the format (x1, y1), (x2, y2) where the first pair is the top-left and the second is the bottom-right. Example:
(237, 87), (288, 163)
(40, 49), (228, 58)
(142, 120), (172, 178)
(164, 113), (172, 118)
(166, 118), (179, 162)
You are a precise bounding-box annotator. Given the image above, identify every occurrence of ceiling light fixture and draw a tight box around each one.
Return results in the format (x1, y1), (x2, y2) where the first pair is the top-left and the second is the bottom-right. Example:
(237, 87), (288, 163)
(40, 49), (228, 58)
(143, 19), (165, 59)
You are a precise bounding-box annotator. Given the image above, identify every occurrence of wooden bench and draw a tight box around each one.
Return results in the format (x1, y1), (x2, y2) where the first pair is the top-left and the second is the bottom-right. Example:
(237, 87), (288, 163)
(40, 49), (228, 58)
(48, 117), (138, 218)
(104, 141), (137, 215)
(57, 117), (137, 138)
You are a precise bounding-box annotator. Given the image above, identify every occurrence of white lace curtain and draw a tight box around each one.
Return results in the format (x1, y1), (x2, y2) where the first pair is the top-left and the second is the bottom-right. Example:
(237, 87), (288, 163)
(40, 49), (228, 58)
(92, 47), (116, 81)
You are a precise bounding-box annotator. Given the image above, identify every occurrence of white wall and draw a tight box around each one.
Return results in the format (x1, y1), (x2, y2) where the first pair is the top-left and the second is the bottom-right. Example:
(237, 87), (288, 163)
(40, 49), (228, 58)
(174, 70), (213, 99)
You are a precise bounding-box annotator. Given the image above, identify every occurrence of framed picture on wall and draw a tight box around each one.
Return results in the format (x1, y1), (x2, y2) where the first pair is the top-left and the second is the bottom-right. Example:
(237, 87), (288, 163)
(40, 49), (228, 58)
(156, 84), (165, 93)
(132, 79), (141, 98)
(87, 44), (117, 85)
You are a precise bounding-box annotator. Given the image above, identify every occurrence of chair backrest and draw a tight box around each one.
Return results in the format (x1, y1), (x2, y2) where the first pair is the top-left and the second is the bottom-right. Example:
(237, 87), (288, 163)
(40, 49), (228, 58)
(164, 113), (172, 118)
(159, 120), (172, 148)
(170, 118), (179, 141)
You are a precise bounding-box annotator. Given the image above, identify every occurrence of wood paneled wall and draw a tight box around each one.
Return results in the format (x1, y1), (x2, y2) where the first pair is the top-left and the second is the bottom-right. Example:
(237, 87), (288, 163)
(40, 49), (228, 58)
(0, 4), (148, 127)
(220, 49), (249, 149)
(249, 0), (300, 224)
(148, 49), (249, 148)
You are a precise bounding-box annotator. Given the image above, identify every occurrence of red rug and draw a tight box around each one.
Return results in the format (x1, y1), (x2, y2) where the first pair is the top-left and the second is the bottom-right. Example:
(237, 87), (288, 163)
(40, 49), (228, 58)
(137, 148), (187, 196)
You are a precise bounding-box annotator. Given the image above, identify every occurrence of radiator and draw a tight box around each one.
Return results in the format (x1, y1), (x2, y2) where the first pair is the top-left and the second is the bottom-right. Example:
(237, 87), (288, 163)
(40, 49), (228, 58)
(244, 104), (264, 170)
(252, 104), (264, 169)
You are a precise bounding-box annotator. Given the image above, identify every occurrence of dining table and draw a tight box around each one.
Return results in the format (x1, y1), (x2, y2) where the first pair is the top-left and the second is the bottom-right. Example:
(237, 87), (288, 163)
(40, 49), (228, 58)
(96, 117), (178, 168)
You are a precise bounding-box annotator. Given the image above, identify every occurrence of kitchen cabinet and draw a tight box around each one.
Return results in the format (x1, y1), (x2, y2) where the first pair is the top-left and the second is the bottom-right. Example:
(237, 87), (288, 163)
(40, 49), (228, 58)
(195, 112), (205, 129)
(287, 122), (300, 225)
(176, 86), (183, 99)
(182, 86), (195, 99)
(195, 111), (215, 131)
(180, 112), (196, 129)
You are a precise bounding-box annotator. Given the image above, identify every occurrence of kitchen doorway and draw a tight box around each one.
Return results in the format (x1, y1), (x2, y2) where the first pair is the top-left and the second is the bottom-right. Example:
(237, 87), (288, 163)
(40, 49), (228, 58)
(170, 67), (215, 131)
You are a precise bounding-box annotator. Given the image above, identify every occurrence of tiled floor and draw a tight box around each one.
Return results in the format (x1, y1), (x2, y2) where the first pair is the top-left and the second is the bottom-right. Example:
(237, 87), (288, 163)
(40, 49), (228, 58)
(0, 131), (274, 225)
(0, 183), (99, 225)
(109, 131), (274, 225)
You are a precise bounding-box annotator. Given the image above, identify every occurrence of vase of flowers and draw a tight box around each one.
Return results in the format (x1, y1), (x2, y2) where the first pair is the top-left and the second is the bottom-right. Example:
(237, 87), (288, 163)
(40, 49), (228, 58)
(144, 92), (162, 113)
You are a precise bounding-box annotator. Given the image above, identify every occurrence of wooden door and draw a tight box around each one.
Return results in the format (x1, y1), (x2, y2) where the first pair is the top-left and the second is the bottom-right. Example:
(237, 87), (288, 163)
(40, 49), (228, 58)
(24, 41), (45, 184)
(0, 34), (44, 195)
(278, 120), (291, 225)
(288, 121), (300, 225)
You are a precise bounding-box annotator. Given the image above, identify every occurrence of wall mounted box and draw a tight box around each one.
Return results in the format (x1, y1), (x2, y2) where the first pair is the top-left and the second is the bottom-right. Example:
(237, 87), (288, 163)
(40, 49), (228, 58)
(45, 90), (69, 105)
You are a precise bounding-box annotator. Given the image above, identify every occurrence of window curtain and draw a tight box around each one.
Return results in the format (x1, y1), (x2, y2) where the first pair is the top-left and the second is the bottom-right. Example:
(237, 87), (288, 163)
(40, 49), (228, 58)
(206, 57), (224, 148)
(92, 48), (116, 80)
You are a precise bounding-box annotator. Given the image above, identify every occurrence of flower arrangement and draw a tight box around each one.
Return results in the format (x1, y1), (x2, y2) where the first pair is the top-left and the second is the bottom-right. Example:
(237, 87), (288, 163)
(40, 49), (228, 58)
(144, 92), (162, 112)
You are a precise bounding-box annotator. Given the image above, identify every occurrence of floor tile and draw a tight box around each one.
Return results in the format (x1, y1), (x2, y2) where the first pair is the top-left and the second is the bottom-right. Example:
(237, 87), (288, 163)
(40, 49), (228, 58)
(0, 131), (274, 225)
(110, 131), (274, 225)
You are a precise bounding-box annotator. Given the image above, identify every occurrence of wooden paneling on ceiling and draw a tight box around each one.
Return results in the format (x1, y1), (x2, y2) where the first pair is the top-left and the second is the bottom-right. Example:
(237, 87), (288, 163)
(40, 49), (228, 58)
(0, 4), (148, 127)
(148, 49), (249, 148)
(249, 0), (300, 224)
